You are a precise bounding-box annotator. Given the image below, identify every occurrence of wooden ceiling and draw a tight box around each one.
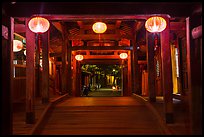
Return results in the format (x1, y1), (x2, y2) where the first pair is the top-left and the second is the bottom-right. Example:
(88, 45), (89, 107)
(10, 2), (200, 61)
(49, 19), (145, 58)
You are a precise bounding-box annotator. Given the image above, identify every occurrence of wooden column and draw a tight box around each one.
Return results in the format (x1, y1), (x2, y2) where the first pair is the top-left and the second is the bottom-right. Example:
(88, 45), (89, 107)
(160, 16), (174, 123)
(186, 16), (202, 134)
(1, 16), (14, 135)
(76, 61), (81, 96)
(122, 60), (128, 96)
(53, 61), (57, 94)
(146, 32), (156, 102)
(35, 34), (41, 97)
(127, 51), (132, 96)
(72, 54), (77, 96)
(67, 41), (72, 95)
(61, 34), (68, 94)
(41, 31), (50, 104)
(25, 18), (36, 124)
(120, 60), (124, 96)
(132, 33), (140, 95)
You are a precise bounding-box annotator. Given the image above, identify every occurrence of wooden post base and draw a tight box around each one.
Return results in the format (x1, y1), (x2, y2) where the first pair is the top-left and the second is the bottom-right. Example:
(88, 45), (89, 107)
(26, 112), (35, 124)
(165, 113), (174, 124)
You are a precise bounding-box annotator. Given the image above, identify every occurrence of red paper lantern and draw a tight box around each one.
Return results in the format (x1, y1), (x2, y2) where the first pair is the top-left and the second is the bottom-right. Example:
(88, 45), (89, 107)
(28, 17), (50, 33)
(92, 22), (107, 33)
(145, 16), (167, 33)
(13, 40), (23, 52)
(119, 53), (128, 59)
(75, 55), (84, 61)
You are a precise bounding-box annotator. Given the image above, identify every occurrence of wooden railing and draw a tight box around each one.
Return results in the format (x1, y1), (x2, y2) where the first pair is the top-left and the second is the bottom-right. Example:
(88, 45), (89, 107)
(13, 64), (26, 103)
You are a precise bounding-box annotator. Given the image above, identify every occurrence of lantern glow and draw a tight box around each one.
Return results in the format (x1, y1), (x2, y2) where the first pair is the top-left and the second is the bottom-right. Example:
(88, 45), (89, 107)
(119, 53), (128, 59)
(92, 22), (107, 33)
(13, 40), (23, 52)
(24, 50), (26, 56)
(145, 16), (167, 33)
(28, 17), (50, 33)
(75, 55), (84, 61)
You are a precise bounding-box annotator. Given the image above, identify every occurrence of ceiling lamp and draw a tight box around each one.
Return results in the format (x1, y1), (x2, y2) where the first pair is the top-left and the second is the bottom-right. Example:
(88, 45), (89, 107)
(28, 17), (50, 33)
(13, 40), (23, 52)
(92, 22), (107, 34)
(145, 16), (167, 33)
(75, 54), (84, 61)
(119, 53), (128, 59)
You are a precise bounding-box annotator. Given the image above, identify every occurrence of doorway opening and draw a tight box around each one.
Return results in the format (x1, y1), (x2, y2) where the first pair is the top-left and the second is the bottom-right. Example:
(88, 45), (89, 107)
(81, 64), (122, 97)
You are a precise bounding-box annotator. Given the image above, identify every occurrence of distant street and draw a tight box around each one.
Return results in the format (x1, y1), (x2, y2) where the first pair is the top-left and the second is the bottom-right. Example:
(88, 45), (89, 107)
(86, 88), (122, 97)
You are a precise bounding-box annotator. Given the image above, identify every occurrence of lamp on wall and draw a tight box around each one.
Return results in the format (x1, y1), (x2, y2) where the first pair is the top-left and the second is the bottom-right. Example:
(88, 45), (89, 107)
(24, 50), (26, 55)
(119, 53), (128, 59)
(13, 39), (23, 52)
(75, 54), (84, 61)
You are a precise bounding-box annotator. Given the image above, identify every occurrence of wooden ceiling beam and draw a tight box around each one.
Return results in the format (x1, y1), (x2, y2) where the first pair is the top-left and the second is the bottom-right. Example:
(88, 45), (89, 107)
(84, 55), (120, 59)
(52, 22), (64, 33)
(14, 24), (25, 33)
(80, 59), (121, 65)
(49, 46), (132, 57)
(80, 59), (146, 65)
(36, 14), (153, 21)
(68, 34), (132, 40)
(77, 21), (84, 28)
(71, 46), (132, 51)
(135, 21), (144, 31)
(170, 22), (186, 31)
(78, 24), (116, 30)
(115, 20), (122, 28)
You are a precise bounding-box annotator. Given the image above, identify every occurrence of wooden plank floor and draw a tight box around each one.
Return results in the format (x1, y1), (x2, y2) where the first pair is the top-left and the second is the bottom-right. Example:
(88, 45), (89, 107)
(37, 97), (166, 135)
(12, 94), (62, 135)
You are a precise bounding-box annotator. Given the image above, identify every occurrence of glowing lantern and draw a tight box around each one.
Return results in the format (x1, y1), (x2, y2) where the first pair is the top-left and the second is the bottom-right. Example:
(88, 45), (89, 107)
(13, 40), (23, 52)
(24, 50), (26, 56)
(119, 53), (128, 59)
(28, 17), (50, 33)
(145, 16), (167, 33)
(75, 55), (83, 61)
(92, 22), (107, 33)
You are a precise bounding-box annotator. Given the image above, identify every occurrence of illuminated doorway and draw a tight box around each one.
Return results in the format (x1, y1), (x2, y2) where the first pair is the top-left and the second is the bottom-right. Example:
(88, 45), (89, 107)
(81, 64), (122, 97)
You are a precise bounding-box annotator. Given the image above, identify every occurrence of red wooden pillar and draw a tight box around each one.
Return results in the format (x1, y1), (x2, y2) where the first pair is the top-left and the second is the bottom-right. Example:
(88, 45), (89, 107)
(61, 34), (68, 94)
(72, 53), (77, 96)
(127, 51), (132, 96)
(35, 34), (41, 97)
(25, 18), (36, 124)
(186, 15), (202, 135)
(67, 41), (72, 95)
(76, 61), (81, 96)
(1, 15), (14, 135)
(120, 60), (124, 96)
(53, 61), (57, 94)
(41, 31), (50, 104)
(160, 15), (174, 123)
(122, 60), (128, 96)
(132, 33), (140, 95)
(146, 32), (156, 102)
